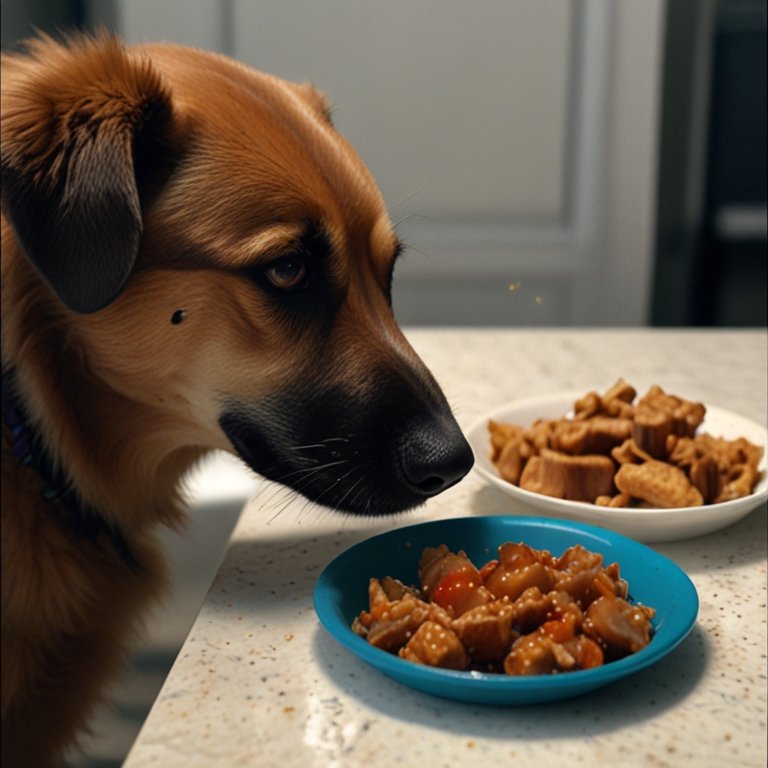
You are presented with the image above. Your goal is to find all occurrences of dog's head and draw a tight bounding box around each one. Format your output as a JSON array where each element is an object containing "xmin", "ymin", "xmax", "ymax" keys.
[{"xmin": 1, "ymin": 33, "xmax": 473, "ymax": 515}]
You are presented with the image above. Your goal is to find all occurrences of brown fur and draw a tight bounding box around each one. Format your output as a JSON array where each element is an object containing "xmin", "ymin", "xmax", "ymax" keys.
[{"xmin": 1, "ymin": 33, "xmax": 471, "ymax": 766}]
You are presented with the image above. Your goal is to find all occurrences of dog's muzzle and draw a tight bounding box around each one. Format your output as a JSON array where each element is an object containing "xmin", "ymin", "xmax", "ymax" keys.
[{"xmin": 219, "ymin": 377, "xmax": 474, "ymax": 515}]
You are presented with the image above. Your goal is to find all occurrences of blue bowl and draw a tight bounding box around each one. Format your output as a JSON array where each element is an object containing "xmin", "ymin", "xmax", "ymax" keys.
[{"xmin": 314, "ymin": 515, "xmax": 699, "ymax": 705}]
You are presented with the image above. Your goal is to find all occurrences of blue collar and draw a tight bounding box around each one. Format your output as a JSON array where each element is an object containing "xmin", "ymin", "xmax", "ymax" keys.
[{"xmin": 2, "ymin": 369, "xmax": 140, "ymax": 571}]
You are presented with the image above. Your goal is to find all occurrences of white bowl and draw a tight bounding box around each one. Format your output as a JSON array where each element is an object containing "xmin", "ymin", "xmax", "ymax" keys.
[{"xmin": 466, "ymin": 393, "xmax": 767, "ymax": 543}]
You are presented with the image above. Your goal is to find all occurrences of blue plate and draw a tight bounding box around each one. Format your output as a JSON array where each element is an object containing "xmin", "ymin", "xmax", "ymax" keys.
[{"xmin": 313, "ymin": 515, "xmax": 699, "ymax": 705}]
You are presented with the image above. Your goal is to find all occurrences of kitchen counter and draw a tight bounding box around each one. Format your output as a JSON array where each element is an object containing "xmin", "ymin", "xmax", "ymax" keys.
[{"xmin": 124, "ymin": 329, "xmax": 767, "ymax": 768}]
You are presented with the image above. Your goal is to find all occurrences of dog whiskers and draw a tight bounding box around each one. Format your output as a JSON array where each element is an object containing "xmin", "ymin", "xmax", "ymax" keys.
[
  {"xmin": 337, "ymin": 477, "xmax": 367, "ymax": 512},
  {"xmin": 278, "ymin": 458, "xmax": 350, "ymax": 484},
  {"xmin": 264, "ymin": 483, "xmax": 300, "ymax": 524},
  {"xmin": 308, "ymin": 466, "xmax": 360, "ymax": 509},
  {"xmin": 286, "ymin": 437, "xmax": 350, "ymax": 452},
  {"xmin": 262, "ymin": 453, "xmax": 359, "ymax": 524},
  {"xmin": 260, "ymin": 446, "xmax": 336, "ymax": 478},
  {"xmin": 258, "ymin": 480, "xmax": 289, "ymax": 513}
]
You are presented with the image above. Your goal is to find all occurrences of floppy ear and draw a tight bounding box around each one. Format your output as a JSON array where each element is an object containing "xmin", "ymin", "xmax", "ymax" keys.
[{"xmin": 1, "ymin": 33, "xmax": 173, "ymax": 313}]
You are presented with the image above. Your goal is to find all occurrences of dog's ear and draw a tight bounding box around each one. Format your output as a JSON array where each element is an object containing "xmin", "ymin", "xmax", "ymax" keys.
[{"xmin": 1, "ymin": 33, "xmax": 174, "ymax": 313}]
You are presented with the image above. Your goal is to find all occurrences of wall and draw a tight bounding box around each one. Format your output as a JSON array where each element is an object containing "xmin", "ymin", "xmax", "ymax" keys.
[{"xmin": 114, "ymin": 0, "xmax": 665, "ymax": 327}]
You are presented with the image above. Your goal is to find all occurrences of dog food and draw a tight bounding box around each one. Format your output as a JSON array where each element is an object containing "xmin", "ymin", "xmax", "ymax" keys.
[
  {"xmin": 352, "ymin": 541, "xmax": 655, "ymax": 675},
  {"xmin": 488, "ymin": 380, "xmax": 764, "ymax": 507}
]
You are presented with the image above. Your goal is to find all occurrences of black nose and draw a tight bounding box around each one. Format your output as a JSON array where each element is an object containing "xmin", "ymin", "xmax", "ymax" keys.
[{"xmin": 398, "ymin": 419, "xmax": 475, "ymax": 497}]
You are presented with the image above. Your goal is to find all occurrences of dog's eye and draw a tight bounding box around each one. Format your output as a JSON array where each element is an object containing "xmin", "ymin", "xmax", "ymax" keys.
[{"xmin": 264, "ymin": 258, "xmax": 308, "ymax": 291}]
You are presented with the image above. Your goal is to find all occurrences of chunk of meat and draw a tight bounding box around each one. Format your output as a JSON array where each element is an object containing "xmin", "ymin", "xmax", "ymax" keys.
[
  {"xmin": 504, "ymin": 606, "xmax": 606, "ymax": 675},
  {"xmin": 511, "ymin": 588, "xmax": 581, "ymax": 633},
  {"xmin": 552, "ymin": 544, "xmax": 606, "ymax": 608},
  {"xmin": 431, "ymin": 569, "xmax": 494, "ymax": 617},
  {"xmin": 379, "ymin": 575, "xmax": 420, "ymax": 602},
  {"xmin": 363, "ymin": 594, "xmax": 432, "ymax": 653},
  {"xmin": 593, "ymin": 561, "xmax": 629, "ymax": 600},
  {"xmin": 562, "ymin": 635, "xmax": 604, "ymax": 670},
  {"xmin": 451, "ymin": 600, "xmax": 517, "ymax": 661},
  {"xmin": 504, "ymin": 630, "xmax": 577, "ymax": 675},
  {"xmin": 399, "ymin": 621, "xmax": 469, "ymax": 670},
  {"xmin": 419, "ymin": 545, "xmax": 479, "ymax": 597},
  {"xmin": 418, "ymin": 545, "xmax": 494, "ymax": 617},
  {"xmin": 510, "ymin": 587, "xmax": 552, "ymax": 633},
  {"xmin": 583, "ymin": 595, "xmax": 655, "ymax": 656},
  {"xmin": 483, "ymin": 541, "xmax": 555, "ymax": 601}
]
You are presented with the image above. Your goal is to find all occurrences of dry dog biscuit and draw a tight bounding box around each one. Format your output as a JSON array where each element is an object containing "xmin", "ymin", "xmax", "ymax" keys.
[
  {"xmin": 574, "ymin": 378, "xmax": 636, "ymax": 420},
  {"xmin": 520, "ymin": 449, "xmax": 616, "ymax": 502},
  {"xmin": 633, "ymin": 386, "xmax": 705, "ymax": 458},
  {"xmin": 489, "ymin": 421, "xmax": 532, "ymax": 484},
  {"xmin": 611, "ymin": 438, "xmax": 655, "ymax": 465},
  {"xmin": 614, "ymin": 461, "xmax": 704, "ymax": 508},
  {"xmin": 551, "ymin": 416, "xmax": 633, "ymax": 456}
]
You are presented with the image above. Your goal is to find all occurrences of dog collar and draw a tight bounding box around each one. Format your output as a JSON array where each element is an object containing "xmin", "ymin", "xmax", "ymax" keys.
[{"xmin": 2, "ymin": 368, "xmax": 140, "ymax": 571}]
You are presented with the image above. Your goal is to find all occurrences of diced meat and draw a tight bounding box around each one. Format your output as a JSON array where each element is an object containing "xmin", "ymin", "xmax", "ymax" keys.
[
  {"xmin": 451, "ymin": 600, "xmax": 517, "ymax": 661},
  {"xmin": 399, "ymin": 621, "xmax": 469, "ymax": 670},
  {"xmin": 583, "ymin": 595, "xmax": 655, "ymax": 656}
]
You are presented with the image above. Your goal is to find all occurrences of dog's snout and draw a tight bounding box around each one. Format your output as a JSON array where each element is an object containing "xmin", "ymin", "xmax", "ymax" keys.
[{"xmin": 398, "ymin": 420, "xmax": 474, "ymax": 497}]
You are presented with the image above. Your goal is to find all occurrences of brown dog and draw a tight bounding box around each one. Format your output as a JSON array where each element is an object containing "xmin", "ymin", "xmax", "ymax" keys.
[{"xmin": 1, "ymin": 33, "xmax": 473, "ymax": 766}]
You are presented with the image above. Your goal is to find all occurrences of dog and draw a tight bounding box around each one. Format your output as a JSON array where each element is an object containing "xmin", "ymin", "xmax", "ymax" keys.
[{"xmin": 0, "ymin": 32, "xmax": 473, "ymax": 766}]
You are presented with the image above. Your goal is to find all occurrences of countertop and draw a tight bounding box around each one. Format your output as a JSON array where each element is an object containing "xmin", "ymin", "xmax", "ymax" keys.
[{"xmin": 124, "ymin": 328, "xmax": 767, "ymax": 768}]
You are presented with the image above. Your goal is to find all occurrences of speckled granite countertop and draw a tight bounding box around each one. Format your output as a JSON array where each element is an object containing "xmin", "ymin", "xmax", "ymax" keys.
[{"xmin": 125, "ymin": 329, "xmax": 767, "ymax": 768}]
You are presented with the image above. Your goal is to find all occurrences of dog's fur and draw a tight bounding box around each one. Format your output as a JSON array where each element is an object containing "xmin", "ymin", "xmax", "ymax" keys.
[{"xmin": 1, "ymin": 33, "xmax": 472, "ymax": 766}]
